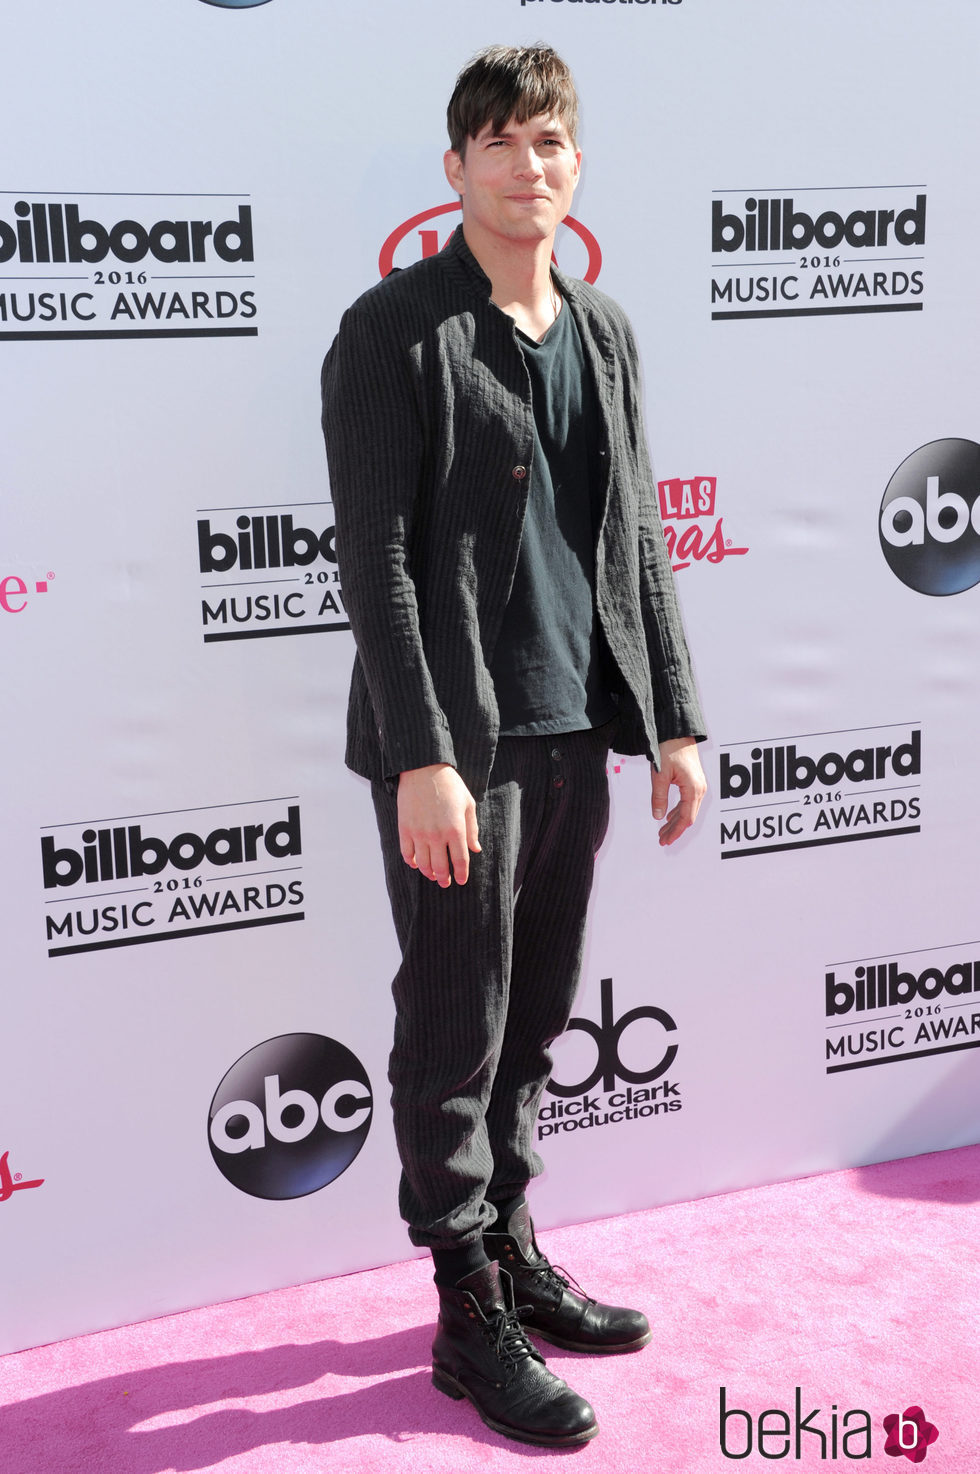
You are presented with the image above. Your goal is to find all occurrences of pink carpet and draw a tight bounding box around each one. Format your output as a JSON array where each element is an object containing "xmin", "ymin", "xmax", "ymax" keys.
[{"xmin": 3, "ymin": 1146, "xmax": 977, "ymax": 1473}]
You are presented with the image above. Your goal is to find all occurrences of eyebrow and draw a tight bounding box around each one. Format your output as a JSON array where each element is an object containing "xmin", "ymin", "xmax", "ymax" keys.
[{"xmin": 479, "ymin": 121, "xmax": 566, "ymax": 142}]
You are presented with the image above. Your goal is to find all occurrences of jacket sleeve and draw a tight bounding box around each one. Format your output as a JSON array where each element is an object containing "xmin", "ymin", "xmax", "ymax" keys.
[
  {"xmin": 621, "ymin": 316, "xmax": 707, "ymax": 748},
  {"xmin": 321, "ymin": 299, "xmax": 458, "ymax": 778}
]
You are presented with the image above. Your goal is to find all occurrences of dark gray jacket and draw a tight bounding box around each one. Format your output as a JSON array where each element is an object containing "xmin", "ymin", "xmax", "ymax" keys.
[{"xmin": 321, "ymin": 227, "xmax": 704, "ymax": 801}]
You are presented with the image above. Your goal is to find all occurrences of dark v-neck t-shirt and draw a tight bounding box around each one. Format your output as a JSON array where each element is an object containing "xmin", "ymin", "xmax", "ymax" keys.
[{"xmin": 490, "ymin": 302, "xmax": 615, "ymax": 737}]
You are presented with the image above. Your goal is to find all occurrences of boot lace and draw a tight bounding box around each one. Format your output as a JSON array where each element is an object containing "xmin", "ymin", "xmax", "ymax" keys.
[
  {"xmin": 528, "ymin": 1259, "xmax": 595, "ymax": 1307},
  {"xmin": 486, "ymin": 1302, "xmax": 538, "ymax": 1368}
]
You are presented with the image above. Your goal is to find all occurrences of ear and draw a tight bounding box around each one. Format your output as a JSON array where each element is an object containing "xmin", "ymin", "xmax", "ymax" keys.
[
  {"xmin": 444, "ymin": 149, "xmax": 465, "ymax": 196},
  {"xmin": 571, "ymin": 149, "xmax": 582, "ymax": 190}
]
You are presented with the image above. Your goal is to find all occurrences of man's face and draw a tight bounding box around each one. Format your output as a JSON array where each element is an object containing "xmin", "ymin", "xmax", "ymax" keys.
[{"xmin": 443, "ymin": 113, "xmax": 581, "ymax": 249}]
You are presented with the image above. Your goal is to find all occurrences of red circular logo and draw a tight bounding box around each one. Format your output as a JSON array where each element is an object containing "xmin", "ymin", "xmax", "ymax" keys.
[{"xmin": 379, "ymin": 203, "xmax": 602, "ymax": 284}]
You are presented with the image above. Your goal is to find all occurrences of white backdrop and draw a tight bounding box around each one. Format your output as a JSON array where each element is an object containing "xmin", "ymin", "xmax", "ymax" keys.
[{"xmin": 3, "ymin": 0, "xmax": 980, "ymax": 1356}]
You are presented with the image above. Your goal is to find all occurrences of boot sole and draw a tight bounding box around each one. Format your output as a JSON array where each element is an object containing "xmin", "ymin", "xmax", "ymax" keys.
[
  {"xmin": 529, "ymin": 1325, "xmax": 653, "ymax": 1355},
  {"xmin": 431, "ymin": 1364, "xmax": 600, "ymax": 1447}
]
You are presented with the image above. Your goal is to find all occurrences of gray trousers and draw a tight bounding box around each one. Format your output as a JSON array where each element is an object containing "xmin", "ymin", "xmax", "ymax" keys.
[{"xmin": 371, "ymin": 723, "xmax": 613, "ymax": 1250}]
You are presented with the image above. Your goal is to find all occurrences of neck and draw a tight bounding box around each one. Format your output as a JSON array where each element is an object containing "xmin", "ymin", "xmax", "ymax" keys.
[{"xmin": 462, "ymin": 224, "xmax": 559, "ymax": 338}]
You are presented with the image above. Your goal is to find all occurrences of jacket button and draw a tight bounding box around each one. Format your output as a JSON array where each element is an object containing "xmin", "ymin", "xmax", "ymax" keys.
[{"xmin": 512, "ymin": 465, "xmax": 527, "ymax": 480}]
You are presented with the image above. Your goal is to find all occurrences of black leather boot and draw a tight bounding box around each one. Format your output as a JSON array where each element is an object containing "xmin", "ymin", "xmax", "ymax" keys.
[
  {"xmin": 431, "ymin": 1261, "xmax": 599, "ymax": 1446},
  {"xmin": 484, "ymin": 1203, "xmax": 652, "ymax": 1354}
]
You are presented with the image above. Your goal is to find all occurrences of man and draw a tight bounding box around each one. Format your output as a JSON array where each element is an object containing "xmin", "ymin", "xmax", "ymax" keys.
[{"xmin": 321, "ymin": 44, "xmax": 706, "ymax": 1447}]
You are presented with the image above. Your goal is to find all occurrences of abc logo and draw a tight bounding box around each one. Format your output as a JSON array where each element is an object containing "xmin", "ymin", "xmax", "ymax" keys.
[
  {"xmin": 208, "ymin": 1033, "xmax": 372, "ymax": 1200},
  {"xmin": 879, "ymin": 438, "xmax": 980, "ymax": 595}
]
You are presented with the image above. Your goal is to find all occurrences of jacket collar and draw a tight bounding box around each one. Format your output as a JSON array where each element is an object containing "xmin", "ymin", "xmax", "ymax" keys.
[{"xmin": 442, "ymin": 223, "xmax": 583, "ymax": 306}]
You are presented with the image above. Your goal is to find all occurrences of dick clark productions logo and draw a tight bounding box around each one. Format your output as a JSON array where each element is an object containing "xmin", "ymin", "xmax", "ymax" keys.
[{"xmin": 208, "ymin": 1033, "xmax": 372, "ymax": 1200}]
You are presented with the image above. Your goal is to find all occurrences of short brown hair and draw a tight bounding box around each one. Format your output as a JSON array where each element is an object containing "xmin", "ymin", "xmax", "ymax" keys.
[{"xmin": 446, "ymin": 44, "xmax": 579, "ymax": 156}]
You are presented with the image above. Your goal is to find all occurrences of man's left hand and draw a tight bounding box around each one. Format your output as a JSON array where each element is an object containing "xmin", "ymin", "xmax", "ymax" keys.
[{"xmin": 650, "ymin": 737, "xmax": 707, "ymax": 847}]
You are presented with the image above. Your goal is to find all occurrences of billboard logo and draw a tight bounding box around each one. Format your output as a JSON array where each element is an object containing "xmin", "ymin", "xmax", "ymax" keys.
[
  {"xmin": 879, "ymin": 438, "xmax": 980, "ymax": 595},
  {"xmin": 209, "ymin": 1034, "xmax": 373, "ymax": 1199},
  {"xmin": 825, "ymin": 940, "xmax": 980, "ymax": 1075},
  {"xmin": 198, "ymin": 501, "xmax": 349, "ymax": 641},
  {"xmin": 719, "ymin": 724, "xmax": 922, "ymax": 859},
  {"xmin": 0, "ymin": 194, "xmax": 257, "ymax": 341},
  {"xmin": 41, "ymin": 797, "xmax": 305, "ymax": 956},
  {"xmin": 711, "ymin": 185, "xmax": 927, "ymax": 322},
  {"xmin": 712, "ymin": 195, "xmax": 925, "ymax": 254},
  {"xmin": 0, "ymin": 203, "xmax": 253, "ymax": 267}
]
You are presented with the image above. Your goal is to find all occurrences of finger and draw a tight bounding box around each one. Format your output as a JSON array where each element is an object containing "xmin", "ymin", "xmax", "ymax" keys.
[
  {"xmin": 687, "ymin": 782, "xmax": 705, "ymax": 826},
  {"xmin": 651, "ymin": 771, "xmax": 671, "ymax": 821},
  {"xmin": 466, "ymin": 807, "xmax": 481, "ymax": 855},
  {"xmin": 658, "ymin": 798, "xmax": 694, "ymax": 846},
  {"xmin": 448, "ymin": 829, "xmax": 470, "ymax": 886},
  {"xmin": 415, "ymin": 843, "xmax": 453, "ymax": 884},
  {"xmin": 409, "ymin": 838, "xmax": 436, "ymax": 883},
  {"xmin": 421, "ymin": 840, "xmax": 452, "ymax": 887},
  {"xmin": 398, "ymin": 825, "xmax": 418, "ymax": 868}
]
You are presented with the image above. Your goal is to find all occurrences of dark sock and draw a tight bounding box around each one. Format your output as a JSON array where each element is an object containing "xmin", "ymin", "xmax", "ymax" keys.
[
  {"xmin": 431, "ymin": 1241, "xmax": 492, "ymax": 1289},
  {"xmin": 487, "ymin": 1191, "xmax": 527, "ymax": 1228}
]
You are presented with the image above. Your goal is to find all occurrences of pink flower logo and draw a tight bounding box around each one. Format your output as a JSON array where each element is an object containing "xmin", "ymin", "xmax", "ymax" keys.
[{"xmin": 883, "ymin": 1406, "xmax": 939, "ymax": 1462}]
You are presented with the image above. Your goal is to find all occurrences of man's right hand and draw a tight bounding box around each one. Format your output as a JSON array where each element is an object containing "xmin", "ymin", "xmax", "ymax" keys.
[{"xmin": 397, "ymin": 764, "xmax": 481, "ymax": 887}]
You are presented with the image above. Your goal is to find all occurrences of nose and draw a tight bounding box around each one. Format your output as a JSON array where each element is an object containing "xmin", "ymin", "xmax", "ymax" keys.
[{"xmin": 513, "ymin": 146, "xmax": 545, "ymax": 179}]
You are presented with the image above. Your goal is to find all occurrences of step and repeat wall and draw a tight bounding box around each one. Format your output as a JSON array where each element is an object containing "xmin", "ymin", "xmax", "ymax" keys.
[{"xmin": 3, "ymin": 0, "xmax": 979, "ymax": 1355}]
